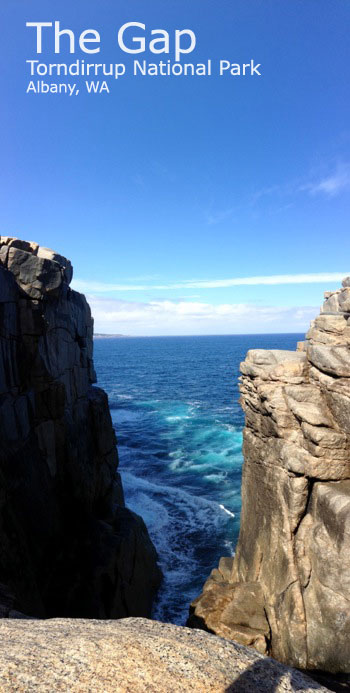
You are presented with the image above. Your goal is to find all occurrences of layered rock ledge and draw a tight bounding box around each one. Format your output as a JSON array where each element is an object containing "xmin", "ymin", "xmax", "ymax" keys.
[
  {"xmin": 0, "ymin": 236, "xmax": 161, "ymax": 619},
  {"xmin": 0, "ymin": 617, "xmax": 330, "ymax": 692},
  {"xmin": 189, "ymin": 279, "xmax": 350, "ymax": 675}
]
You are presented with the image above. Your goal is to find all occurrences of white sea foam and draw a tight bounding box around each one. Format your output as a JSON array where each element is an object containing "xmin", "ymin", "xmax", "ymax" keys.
[
  {"xmin": 122, "ymin": 470, "xmax": 233, "ymax": 526},
  {"xmin": 120, "ymin": 468, "xmax": 235, "ymax": 623},
  {"xmin": 224, "ymin": 541, "xmax": 235, "ymax": 555},
  {"xmin": 219, "ymin": 504, "xmax": 235, "ymax": 518},
  {"xmin": 204, "ymin": 472, "xmax": 228, "ymax": 483}
]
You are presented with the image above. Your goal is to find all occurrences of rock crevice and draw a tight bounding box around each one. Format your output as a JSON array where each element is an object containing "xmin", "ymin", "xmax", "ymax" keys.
[{"xmin": 189, "ymin": 278, "xmax": 350, "ymax": 674}]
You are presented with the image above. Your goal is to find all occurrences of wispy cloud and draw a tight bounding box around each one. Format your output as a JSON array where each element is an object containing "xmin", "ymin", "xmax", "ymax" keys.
[
  {"xmin": 251, "ymin": 162, "xmax": 350, "ymax": 206},
  {"xmin": 300, "ymin": 164, "xmax": 350, "ymax": 197},
  {"xmin": 72, "ymin": 272, "xmax": 348, "ymax": 294},
  {"xmin": 206, "ymin": 208, "xmax": 235, "ymax": 225},
  {"xmin": 88, "ymin": 295, "xmax": 319, "ymax": 336},
  {"xmin": 250, "ymin": 184, "xmax": 285, "ymax": 204}
]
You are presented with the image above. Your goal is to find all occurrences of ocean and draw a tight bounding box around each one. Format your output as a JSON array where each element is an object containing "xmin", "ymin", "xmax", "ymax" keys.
[{"xmin": 94, "ymin": 333, "xmax": 303, "ymax": 625}]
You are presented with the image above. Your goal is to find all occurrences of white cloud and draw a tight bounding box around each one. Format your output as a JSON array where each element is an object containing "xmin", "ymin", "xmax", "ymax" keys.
[
  {"xmin": 301, "ymin": 165, "xmax": 350, "ymax": 197},
  {"xmin": 72, "ymin": 272, "xmax": 349, "ymax": 294},
  {"xmin": 88, "ymin": 295, "xmax": 319, "ymax": 336},
  {"xmin": 251, "ymin": 163, "xmax": 350, "ymax": 206}
]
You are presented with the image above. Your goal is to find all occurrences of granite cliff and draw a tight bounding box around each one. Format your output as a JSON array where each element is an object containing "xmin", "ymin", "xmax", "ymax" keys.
[
  {"xmin": 0, "ymin": 236, "xmax": 161, "ymax": 619},
  {"xmin": 189, "ymin": 279, "xmax": 350, "ymax": 675}
]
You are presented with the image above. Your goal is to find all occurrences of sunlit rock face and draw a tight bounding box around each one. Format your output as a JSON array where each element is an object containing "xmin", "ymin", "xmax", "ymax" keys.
[
  {"xmin": 189, "ymin": 278, "xmax": 350, "ymax": 674},
  {"xmin": 0, "ymin": 618, "xmax": 330, "ymax": 692},
  {"xmin": 0, "ymin": 236, "xmax": 161, "ymax": 619}
]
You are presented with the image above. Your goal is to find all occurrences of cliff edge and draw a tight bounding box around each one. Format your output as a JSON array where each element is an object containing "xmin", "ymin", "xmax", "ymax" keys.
[
  {"xmin": 0, "ymin": 236, "xmax": 161, "ymax": 619},
  {"xmin": 189, "ymin": 278, "xmax": 350, "ymax": 674}
]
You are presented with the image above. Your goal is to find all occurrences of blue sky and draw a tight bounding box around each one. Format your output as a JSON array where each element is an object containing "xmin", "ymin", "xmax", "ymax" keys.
[{"xmin": 1, "ymin": 0, "xmax": 350, "ymax": 334}]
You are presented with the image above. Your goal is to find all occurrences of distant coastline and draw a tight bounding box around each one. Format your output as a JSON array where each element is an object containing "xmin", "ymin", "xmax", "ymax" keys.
[{"xmin": 94, "ymin": 333, "xmax": 126, "ymax": 339}]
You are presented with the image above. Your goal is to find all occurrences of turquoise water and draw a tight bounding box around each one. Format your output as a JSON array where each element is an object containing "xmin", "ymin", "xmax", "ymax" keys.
[{"xmin": 94, "ymin": 334, "xmax": 303, "ymax": 624}]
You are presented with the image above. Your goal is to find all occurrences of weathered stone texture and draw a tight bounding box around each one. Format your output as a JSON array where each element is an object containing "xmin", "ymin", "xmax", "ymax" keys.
[
  {"xmin": 0, "ymin": 618, "xmax": 330, "ymax": 692},
  {"xmin": 189, "ymin": 279, "xmax": 350, "ymax": 674},
  {"xmin": 0, "ymin": 236, "xmax": 161, "ymax": 620}
]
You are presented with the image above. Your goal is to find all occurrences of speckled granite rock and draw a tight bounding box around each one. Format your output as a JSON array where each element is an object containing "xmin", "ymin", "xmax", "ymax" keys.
[
  {"xmin": 0, "ymin": 236, "xmax": 161, "ymax": 619},
  {"xmin": 189, "ymin": 279, "xmax": 350, "ymax": 674},
  {"xmin": 0, "ymin": 617, "xmax": 330, "ymax": 692}
]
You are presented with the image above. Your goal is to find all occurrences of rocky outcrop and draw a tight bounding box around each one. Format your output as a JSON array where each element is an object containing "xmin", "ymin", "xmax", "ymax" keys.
[
  {"xmin": 0, "ymin": 617, "xmax": 330, "ymax": 692},
  {"xmin": 189, "ymin": 279, "xmax": 350, "ymax": 674},
  {"xmin": 0, "ymin": 236, "xmax": 161, "ymax": 619}
]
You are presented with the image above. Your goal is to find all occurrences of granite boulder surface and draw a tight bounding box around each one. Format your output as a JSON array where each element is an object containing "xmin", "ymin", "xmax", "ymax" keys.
[{"xmin": 0, "ymin": 617, "xmax": 331, "ymax": 692}]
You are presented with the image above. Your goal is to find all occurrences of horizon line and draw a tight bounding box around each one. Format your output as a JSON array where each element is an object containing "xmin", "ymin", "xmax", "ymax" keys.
[{"xmin": 94, "ymin": 331, "xmax": 306, "ymax": 338}]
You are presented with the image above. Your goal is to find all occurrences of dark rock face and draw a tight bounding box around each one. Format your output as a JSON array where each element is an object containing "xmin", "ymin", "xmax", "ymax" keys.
[
  {"xmin": 189, "ymin": 279, "xmax": 350, "ymax": 674},
  {"xmin": 0, "ymin": 236, "xmax": 161, "ymax": 619}
]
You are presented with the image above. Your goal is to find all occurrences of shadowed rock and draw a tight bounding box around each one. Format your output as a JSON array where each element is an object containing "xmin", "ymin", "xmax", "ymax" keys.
[{"xmin": 0, "ymin": 236, "xmax": 161, "ymax": 619}]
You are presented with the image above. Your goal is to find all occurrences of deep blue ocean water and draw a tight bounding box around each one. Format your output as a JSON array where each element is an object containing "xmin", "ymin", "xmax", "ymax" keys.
[{"xmin": 94, "ymin": 333, "xmax": 303, "ymax": 624}]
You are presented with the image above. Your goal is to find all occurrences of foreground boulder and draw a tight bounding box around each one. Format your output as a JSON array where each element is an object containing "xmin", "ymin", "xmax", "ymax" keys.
[
  {"xmin": 189, "ymin": 279, "xmax": 350, "ymax": 674},
  {"xmin": 0, "ymin": 617, "xmax": 330, "ymax": 692},
  {"xmin": 0, "ymin": 236, "xmax": 161, "ymax": 619}
]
